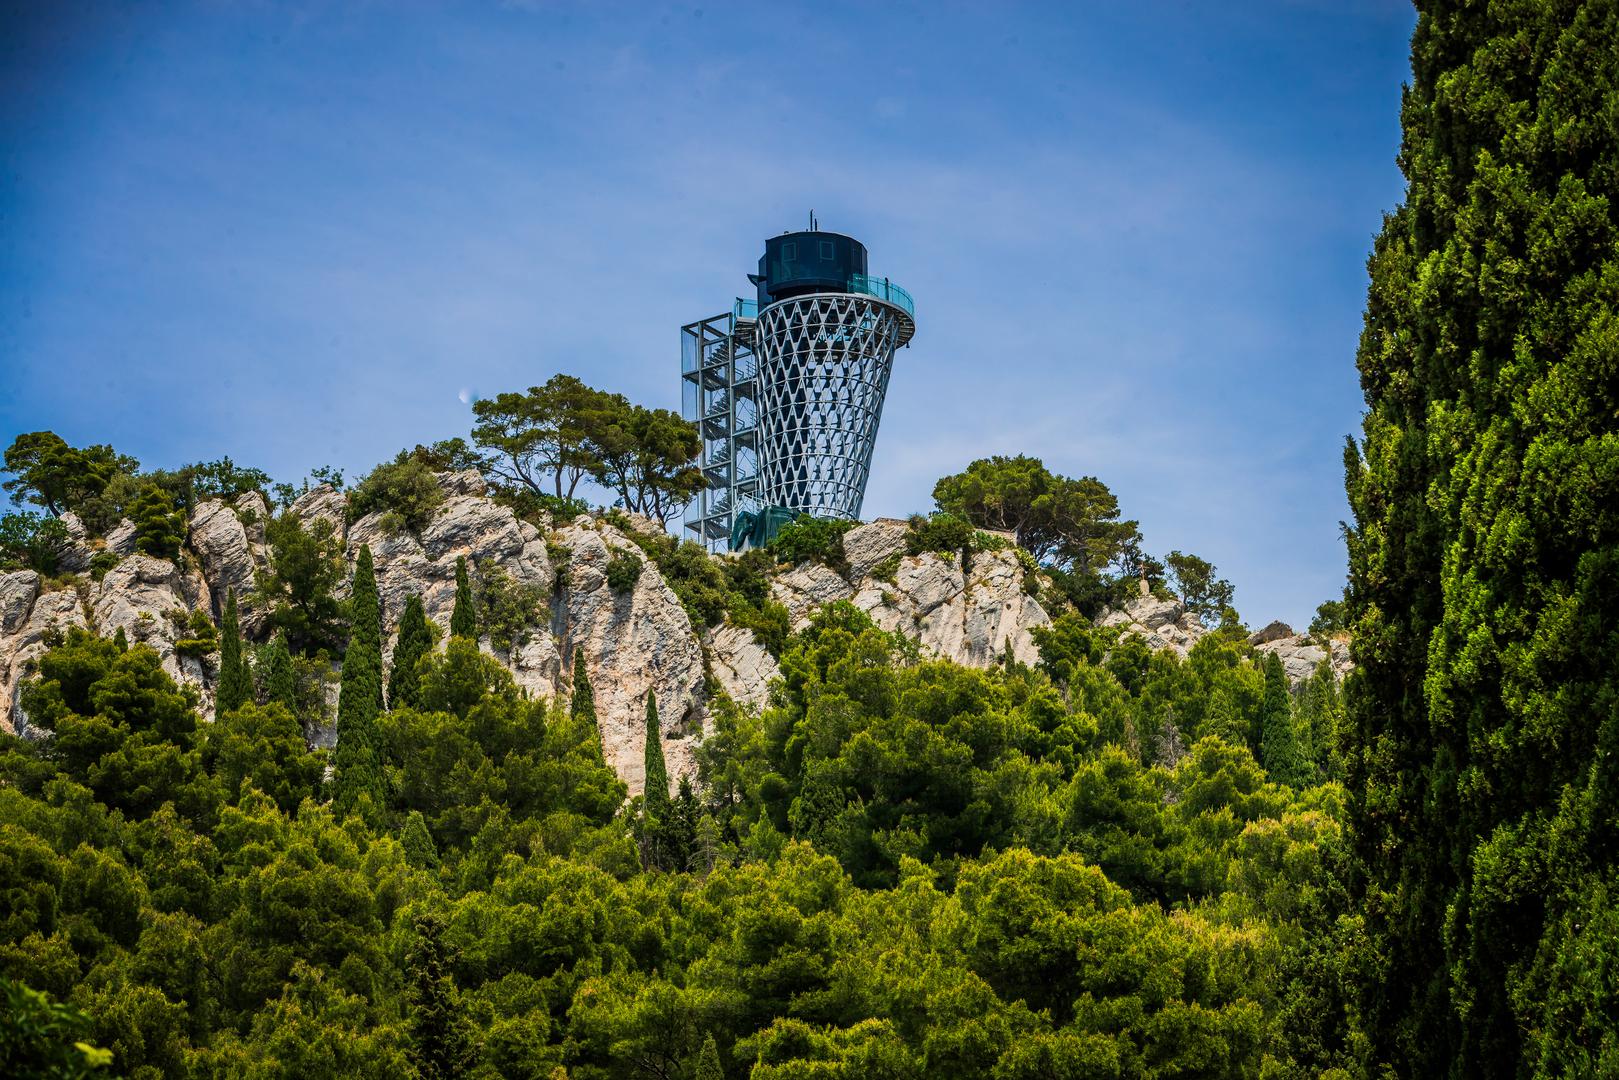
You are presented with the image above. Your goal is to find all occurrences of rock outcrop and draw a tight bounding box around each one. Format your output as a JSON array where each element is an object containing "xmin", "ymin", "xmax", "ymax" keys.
[{"xmin": 0, "ymin": 471, "xmax": 1352, "ymax": 787}]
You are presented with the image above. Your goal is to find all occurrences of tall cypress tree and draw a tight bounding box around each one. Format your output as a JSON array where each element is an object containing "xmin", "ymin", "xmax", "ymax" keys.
[
  {"xmin": 260, "ymin": 632, "xmax": 297, "ymax": 712},
  {"xmin": 406, "ymin": 911, "xmax": 475, "ymax": 1080},
  {"xmin": 214, "ymin": 590, "xmax": 252, "ymax": 720},
  {"xmin": 449, "ymin": 556, "xmax": 477, "ymax": 640},
  {"xmin": 334, "ymin": 545, "xmax": 385, "ymax": 816},
  {"xmin": 1259, "ymin": 652, "xmax": 1304, "ymax": 787},
  {"xmin": 388, "ymin": 594, "xmax": 432, "ymax": 710},
  {"xmin": 694, "ymin": 1034, "xmax": 723, "ymax": 1080},
  {"xmin": 643, "ymin": 689, "xmax": 669, "ymax": 811},
  {"xmin": 1343, "ymin": 4, "xmax": 1619, "ymax": 1074},
  {"xmin": 570, "ymin": 651, "xmax": 599, "ymax": 745}
]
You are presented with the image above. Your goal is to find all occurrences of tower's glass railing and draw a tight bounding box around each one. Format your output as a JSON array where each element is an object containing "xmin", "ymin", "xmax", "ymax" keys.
[
  {"xmin": 848, "ymin": 274, "xmax": 914, "ymax": 318},
  {"xmin": 733, "ymin": 298, "xmax": 758, "ymax": 323}
]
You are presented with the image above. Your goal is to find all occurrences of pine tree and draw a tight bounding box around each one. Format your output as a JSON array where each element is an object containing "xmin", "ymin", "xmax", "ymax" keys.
[
  {"xmin": 1343, "ymin": 5, "xmax": 1619, "ymax": 1073},
  {"xmin": 694, "ymin": 1033, "xmax": 723, "ymax": 1080},
  {"xmin": 449, "ymin": 556, "xmax": 477, "ymax": 640},
  {"xmin": 388, "ymin": 594, "xmax": 432, "ymax": 710},
  {"xmin": 1259, "ymin": 653, "xmax": 1303, "ymax": 787},
  {"xmin": 128, "ymin": 483, "xmax": 185, "ymax": 560},
  {"xmin": 260, "ymin": 632, "xmax": 297, "ymax": 712},
  {"xmin": 333, "ymin": 545, "xmax": 385, "ymax": 816},
  {"xmin": 406, "ymin": 911, "xmax": 475, "ymax": 1080},
  {"xmin": 215, "ymin": 590, "xmax": 252, "ymax": 720}
]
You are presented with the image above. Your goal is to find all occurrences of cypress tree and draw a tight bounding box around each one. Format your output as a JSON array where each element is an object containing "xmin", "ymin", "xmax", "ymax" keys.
[
  {"xmin": 112, "ymin": 626, "xmax": 128, "ymax": 652},
  {"xmin": 1343, "ymin": 5, "xmax": 1619, "ymax": 1073},
  {"xmin": 401, "ymin": 810, "xmax": 440, "ymax": 871},
  {"xmin": 388, "ymin": 594, "xmax": 432, "ymax": 710},
  {"xmin": 643, "ymin": 689, "xmax": 669, "ymax": 812},
  {"xmin": 694, "ymin": 1034, "xmax": 723, "ymax": 1080},
  {"xmin": 215, "ymin": 590, "xmax": 252, "ymax": 720},
  {"xmin": 406, "ymin": 911, "xmax": 475, "ymax": 1080},
  {"xmin": 260, "ymin": 632, "xmax": 297, "ymax": 712},
  {"xmin": 333, "ymin": 545, "xmax": 385, "ymax": 816},
  {"xmin": 570, "ymin": 651, "xmax": 599, "ymax": 744},
  {"xmin": 449, "ymin": 556, "xmax": 477, "ymax": 640},
  {"xmin": 1259, "ymin": 652, "xmax": 1303, "ymax": 787}
]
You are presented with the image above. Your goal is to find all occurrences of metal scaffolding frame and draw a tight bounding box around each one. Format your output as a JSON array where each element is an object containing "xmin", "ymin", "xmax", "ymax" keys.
[
  {"xmin": 682, "ymin": 275, "xmax": 915, "ymax": 551},
  {"xmin": 680, "ymin": 309, "xmax": 758, "ymax": 547}
]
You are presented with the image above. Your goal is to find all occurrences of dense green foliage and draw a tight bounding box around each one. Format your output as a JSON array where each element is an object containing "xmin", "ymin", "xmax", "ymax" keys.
[
  {"xmin": 128, "ymin": 486, "xmax": 186, "ymax": 562},
  {"xmin": 256, "ymin": 514, "xmax": 346, "ymax": 657},
  {"xmin": 213, "ymin": 592, "xmax": 252, "ymax": 721},
  {"xmin": 348, "ymin": 452, "xmax": 446, "ymax": 534},
  {"xmin": 0, "ymin": 512, "xmax": 69, "ymax": 575},
  {"xmin": 764, "ymin": 516, "xmax": 854, "ymax": 573},
  {"xmin": 0, "ymin": 571, "xmax": 1356, "ymax": 1078},
  {"xmin": 1340, "ymin": 2, "xmax": 1619, "ymax": 1075}
]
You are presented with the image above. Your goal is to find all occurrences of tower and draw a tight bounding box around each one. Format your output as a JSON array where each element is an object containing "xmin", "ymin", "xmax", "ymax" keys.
[{"xmin": 681, "ymin": 224, "xmax": 915, "ymax": 550}]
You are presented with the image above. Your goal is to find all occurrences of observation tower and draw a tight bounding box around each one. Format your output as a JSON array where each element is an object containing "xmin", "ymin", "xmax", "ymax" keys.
[{"xmin": 681, "ymin": 220, "xmax": 915, "ymax": 550}]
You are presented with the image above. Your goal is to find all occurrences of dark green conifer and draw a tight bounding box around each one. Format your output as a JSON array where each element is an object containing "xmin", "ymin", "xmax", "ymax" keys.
[
  {"xmin": 260, "ymin": 632, "xmax": 296, "ymax": 711},
  {"xmin": 333, "ymin": 545, "xmax": 384, "ymax": 816},
  {"xmin": 642, "ymin": 689, "xmax": 669, "ymax": 813},
  {"xmin": 128, "ymin": 483, "xmax": 185, "ymax": 560},
  {"xmin": 694, "ymin": 1033, "xmax": 723, "ymax": 1080},
  {"xmin": 570, "ymin": 650, "xmax": 599, "ymax": 745},
  {"xmin": 1259, "ymin": 653, "xmax": 1303, "ymax": 787},
  {"xmin": 449, "ymin": 556, "xmax": 477, "ymax": 640},
  {"xmin": 112, "ymin": 626, "xmax": 128, "ymax": 652},
  {"xmin": 401, "ymin": 809, "xmax": 440, "ymax": 871},
  {"xmin": 388, "ymin": 594, "xmax": 432, "ymax": 710},
  {"xmin": 406, "ymin": 910, "xmax": 475, "ymax": 1080},
  {"xmin": 1342, "ymin": 5, "xmax": 1619, "ymax": 1071},
  {"xmin": 215, "ymin": 590, "xmax": 252, "ymax": 720}
]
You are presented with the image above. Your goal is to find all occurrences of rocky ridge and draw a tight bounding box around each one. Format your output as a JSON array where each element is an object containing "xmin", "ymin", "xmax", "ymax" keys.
[{"xmin": 0, "ymin": 480, "xmax": 1350, "ymax": 792}]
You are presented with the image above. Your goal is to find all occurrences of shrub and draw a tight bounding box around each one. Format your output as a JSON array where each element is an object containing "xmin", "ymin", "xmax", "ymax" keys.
[
  {"xmin": 88, "ymin": 551, "xmax": 120, "ymax": 581},
  {"xmin": 605, "ymin": 549, "xmax": 642, "ymax": 595},
  {"xmin": 869, "ymin": 553, "xmax": 902, "ymax": 584},
  {"xmin": 492, "ymin": 486, "xmax": 590, "ymax": 527},
  {"xmin": 0, "ymin": 512, "xmax": 68, "ymax": 575},
  {"xmin": 347, "ymin": 453, "xmax": 444, "ymax": 533},
  {"xmin": 767, "ymin": 516, "xmax": 854, "ymax": 573},
  {"xmin": 476, "ymin": 559, "xmax": 547, "ymax": 651},
  {"xmin": 905, "ymin": 512, "xmax": 978, "ymax": 559},
  {"xmin": 128, "ymin": 484, "xmax": 186, "ymax": 560},
  {"xmin": 173, "ymin": 609, "xmax": 218, "ymax": 658}
]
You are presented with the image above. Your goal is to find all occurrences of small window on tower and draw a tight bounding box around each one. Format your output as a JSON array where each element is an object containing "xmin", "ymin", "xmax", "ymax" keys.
[
  {"xmin": 782, "ymin": 242, "xmax": 797, "ymax": 261},
  {"xmin": 819, "ymin": 240, "xmax": 834, "ymax": 260}
]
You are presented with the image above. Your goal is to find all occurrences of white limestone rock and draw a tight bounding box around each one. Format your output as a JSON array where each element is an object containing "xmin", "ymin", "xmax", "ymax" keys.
[
  {"xmin": 92, "ymin": 554, "xmax": 214, "ymax": 710},
  {"xmin": 0, "ymin": 577, "xmax": 89, "ymax": 735},
  {"xmin": 290, "ymin": 484, "xmax": 348, "ymax": 544},
  {"xmin": 851, "ymin": 548, "xmax": 1049, "ymax": 667},
  {"xmin": 841, "ymin": 518, "xmax": 909, "ymax": 581},
  {"xmin": 770, "ymin": 561, "xmax": 855, "ymax": 623},
  {"xmin": 706, "ymin": 622, "xmax": 781, "ymax": 713},
  {"xmin": 188, "ymin": 493, "xmax": 271, "ymax": 634},
  {"xmin": 553, "ymin": 521, "xmax": 705, "ymax": 795}
]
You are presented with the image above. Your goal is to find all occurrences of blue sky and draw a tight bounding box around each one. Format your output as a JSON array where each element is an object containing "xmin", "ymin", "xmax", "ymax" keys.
[{"xmin": 1, "ymin": 1, "xmax": 1415, "ymax": 627}]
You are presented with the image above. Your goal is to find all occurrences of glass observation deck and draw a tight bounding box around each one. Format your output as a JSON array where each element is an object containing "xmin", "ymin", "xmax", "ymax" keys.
[{"xmin": 735, "ymin": 276, "xmax": 913, "ymax": 322}]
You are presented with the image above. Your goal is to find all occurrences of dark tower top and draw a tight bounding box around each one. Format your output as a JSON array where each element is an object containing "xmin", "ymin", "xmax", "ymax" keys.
[{"xmin": 753, "ymin": 230, "xmax": 869, "ymax": 307}]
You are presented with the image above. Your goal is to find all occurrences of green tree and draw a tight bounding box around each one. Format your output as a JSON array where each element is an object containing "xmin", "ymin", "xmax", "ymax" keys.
[
  {"xmin": 0, "ymin": 512, "xmax": 69, "ymax": 575},
  {"xmin": 1, "ymin": 432, "xmax": 132, "ymax": 520},
  {"xmin": 127, "ymin": 484, "xmax": 185, "ymax": 561},
  {"xmin": 1258, "ymin": 653, "xmax": 1304, "ymax": 787},
  {"xmin": 405, "ymin": 911, "xmax": 476, "ymax": 1080},
  {"xmin": 257, "ymin": 514, "xmax": 346, "ymax": 655},
  {"xmin": 695, "ymin": 1033, "xmax": 724, "ymax": 1080},
  {"xmin": 259, "ymin": 633, "xmax": 297, "ymax": 712},
  {"xmin": 332, "ymin": 546, "xmax": 384, "ymax": 817},
  {"xmin": 643, "ymin": 691, "xmax": 669, "ymax": 812},
  {"xmin": 388, "ymin": 595, "xmax": 432, "ymax": 710},
  {"xmin": 932, "ymin": 455, "xmax": 1139, "ymax": 574},
  {"xmin": 570, "ymin": 651, "xmax": 599, "ymax": 748},
  {"xmin": 1342, "ymin": 4, "xmax": 1619, "ymax": 1074},
  {"xmin": 591, "ymin": 402, "xmax": 703, "ymax": 527},
  {"xmin": 1164, "ymin": 550, "xmax": 1235, "ymax": 627},
  {"xmin": 470, "ymin": 374, "xmax": 614, "ymax": 499},
  {"xmin": 215, "ymin": 590, "xmax": 253, "ymax": 720},
  {"xmin": 450, "ymin": 557, "xmax": 477, "ymax": 641},
  {"xmin": 0, "ymin": 979, "xmax": 114, "ymax": 1077},
  {"xmin": 348, "ymin": 450, "xmax": 445, "ymax": 533}
]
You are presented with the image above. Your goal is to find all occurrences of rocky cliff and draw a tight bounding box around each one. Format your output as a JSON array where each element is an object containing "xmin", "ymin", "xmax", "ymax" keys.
[{"xmin": 0, "ymin": 478, "xmax": 1349, "ymax": 793}]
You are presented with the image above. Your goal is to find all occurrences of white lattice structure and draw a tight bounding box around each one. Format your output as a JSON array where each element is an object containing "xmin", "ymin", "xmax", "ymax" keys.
[
  {"xmin": 683, "ymin": 229, "xmax": 915, "ymax": 550},
  {"xmin": 753, "ymin": 293, "xmax": 912, "ymax": 520}
]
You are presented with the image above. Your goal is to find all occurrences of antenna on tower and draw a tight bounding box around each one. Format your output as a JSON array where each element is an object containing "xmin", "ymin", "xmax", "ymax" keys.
[{"xmin": 810, "ymin": 209, "xmax": 817, "ymax": 231}]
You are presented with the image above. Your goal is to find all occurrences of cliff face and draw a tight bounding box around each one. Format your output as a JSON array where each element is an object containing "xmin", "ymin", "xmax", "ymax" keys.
[{"xmin": 0, "ymin": 477, "xmax": 1348, "ymax": 793}]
